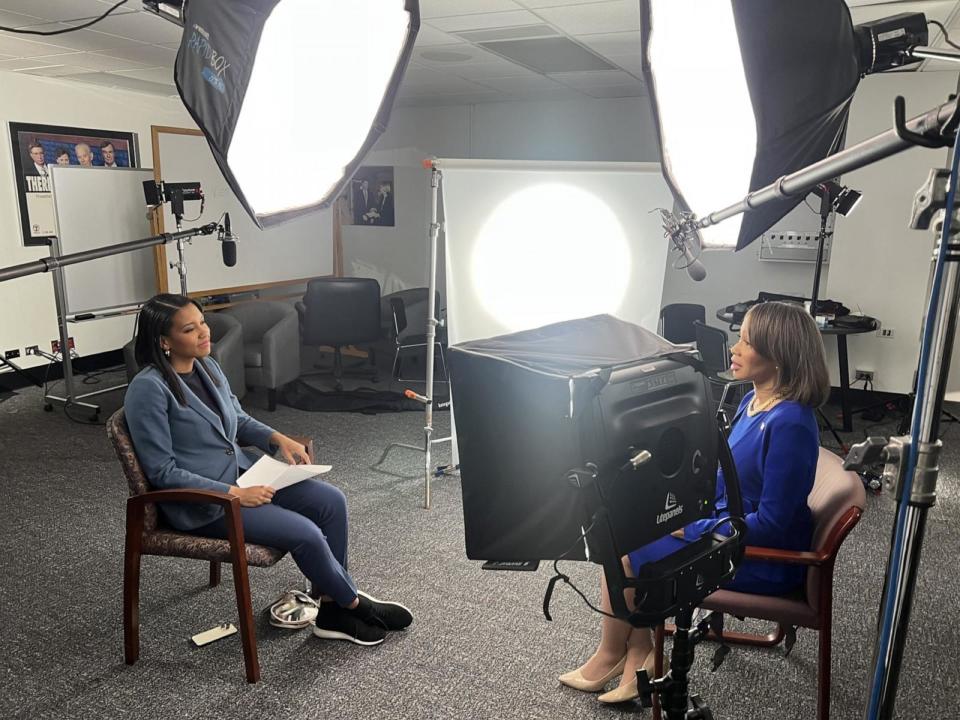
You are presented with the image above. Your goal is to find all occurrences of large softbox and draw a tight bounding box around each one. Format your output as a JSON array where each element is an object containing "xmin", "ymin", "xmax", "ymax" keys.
[
  {"xmin": 641, "ymin": 0, "xmax": 861, "ymax": 250},
  {"xmin": 449, "ymin": 315, "xmax": 717, "ymax": 563},
  {"xmin": 173, "ymin": 0, "xmax": 419, "ymax": 227}
]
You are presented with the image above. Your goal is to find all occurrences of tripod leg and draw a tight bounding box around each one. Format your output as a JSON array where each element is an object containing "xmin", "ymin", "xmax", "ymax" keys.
[{"xmin": 817, "ymin": 407, "xmax": 847, "ymax": 453}]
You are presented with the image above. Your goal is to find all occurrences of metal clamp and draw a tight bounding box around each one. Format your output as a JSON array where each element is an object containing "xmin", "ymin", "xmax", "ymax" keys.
[{"xmin": 910, "ymin": 439, "xmax": 941, "ymax": 507}]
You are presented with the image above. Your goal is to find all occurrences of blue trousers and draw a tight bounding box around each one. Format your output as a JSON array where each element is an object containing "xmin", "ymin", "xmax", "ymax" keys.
[{"xmin": 193, "ymin": 479, "xmax": 358, "ymax": 606}]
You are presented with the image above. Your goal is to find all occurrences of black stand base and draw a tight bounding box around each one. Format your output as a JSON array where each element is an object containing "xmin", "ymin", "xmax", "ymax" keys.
[{"xmin": 638, "ymin": 609, "xmax": 722, "ymax": 720}]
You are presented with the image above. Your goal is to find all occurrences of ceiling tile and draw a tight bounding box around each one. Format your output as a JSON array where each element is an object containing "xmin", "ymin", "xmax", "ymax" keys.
[
  {"xmin": 448, "ymin": 58, "xmax": 537, "ymax": 80},
  {"xmin": 518, "ymin": 0, "xmax": 612, "ymax": 6},
  {"xmin": 110, "ymin": 66, "xmax": 174, "ymax": 84},
  {"xmin": 429, "ymin": 10, "xmax": 542, "ymax": 32},
  {"xmin": 548, "ymin": 69, "xmax": 638, "ymax": 88},
  {"xmin": 88, "ymin": 9, "xmax": 185, "ymax": 44},
  {"xmin": 535, "ymin": 0, "xmax": 639, "ymax": 35},
  {"xmin": 0, "ymin": 10, "xmax": 45, "ymax": 26},
  {"xmin": 0, "ymin": 0, "xmax": 135, "ymax": 21},
  {"xmin": 420, "ymin": 0, "xmax": 524, "ymax": 18},
  {"xmin": 0, "ymin": 56, "xmax": 60, "ymax": 71},
  {"xmin": 398, "ymin": 91, "xmax": 507, "ymax": 107},
  {"xmin": 37, "ymin": 51, "xmax": 150, "ymax": 72},
  {"xmin": 576, "ymin": 31, "xmax": 641, "ymax": 58},
  {"xmin": 603, "ymin": 52, "xmax": 642, "ymax": 76},
  {"xmin": 415, "ymin": 43, "xmax": 501, "ymax": 66},
  {"xmin": 580, "ymin": 83, "xmax": 646, "ymax": 99},
  {"xmin": 65, "ymin": 71, "xmax": 177, "ymax": 96},
  {"xmin": 0, "ymin": 33, "xmax": 74, "ymax": 57},
  {"xmin": 98, "ymin": 43, "xmax": 177, "ymax": 66},
  {"xmin": 18, "ymin": 64, "xmax": 97, "ymax": 77},
  {"xmin": 9, "ymin": 22, "xmax": 144, "ymax": 53},
  {"xmin": 473, "ymin": 73, "xmax": 570, "ymax": 92},
  {"xmin": 415, "ymin": 24, "xmax": 468, "ymax": 46}
]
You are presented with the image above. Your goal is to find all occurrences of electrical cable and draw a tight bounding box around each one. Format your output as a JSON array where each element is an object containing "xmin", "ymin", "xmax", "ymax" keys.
[
  {"xmin": 866, "ymin": 126, "xmax": 960, "ymax": 719},
  {"xmin": 0, "ymin": 1, "xmax": 129, "ymax": 35},
  {"xmin": 927, "ymin": 19, "xmax": 960, "ymax": 52}
]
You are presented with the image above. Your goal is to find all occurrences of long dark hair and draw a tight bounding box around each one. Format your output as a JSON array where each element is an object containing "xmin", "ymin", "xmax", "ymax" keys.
[{"xmin": 134, "ymin": 293, "xmax": 218, "ymax": 406}]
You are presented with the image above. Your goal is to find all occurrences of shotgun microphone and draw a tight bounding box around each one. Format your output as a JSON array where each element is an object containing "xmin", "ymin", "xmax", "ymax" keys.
[{"xmin": 220, "ymin": 212, "xmax": 237, "ymax": 267}]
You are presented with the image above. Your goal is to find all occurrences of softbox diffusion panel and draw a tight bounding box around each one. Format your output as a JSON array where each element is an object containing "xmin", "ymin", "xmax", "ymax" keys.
[{"xmin": 450, "ymin": 315, "xmax": 717, "ymax": 563}]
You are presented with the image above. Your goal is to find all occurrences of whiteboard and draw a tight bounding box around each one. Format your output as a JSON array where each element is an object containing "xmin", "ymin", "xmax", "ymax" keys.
[
  {"xmin": 156, "ymin": 131, "xmax": 334, "ymax": 292},
  {"xmin": 50, "ymin": 165, "xmax": 157, "ymax": 315}
]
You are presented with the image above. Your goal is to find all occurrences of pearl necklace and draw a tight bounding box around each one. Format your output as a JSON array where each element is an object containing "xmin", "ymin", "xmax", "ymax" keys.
[{"xmin": 748, "ymin": 393, "xmax": 781, "ymax": 416}]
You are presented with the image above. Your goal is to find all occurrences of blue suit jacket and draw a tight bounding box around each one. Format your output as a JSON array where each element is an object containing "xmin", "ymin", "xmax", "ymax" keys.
[{"xmin": 124, "ymin": 358, "xmax": 276, "ymax": 530}]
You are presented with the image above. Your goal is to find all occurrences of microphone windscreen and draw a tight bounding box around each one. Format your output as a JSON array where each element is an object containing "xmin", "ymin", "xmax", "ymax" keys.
[{"xmin": 221, "ymin": 240, "xmax": 237, "ymax": 267}]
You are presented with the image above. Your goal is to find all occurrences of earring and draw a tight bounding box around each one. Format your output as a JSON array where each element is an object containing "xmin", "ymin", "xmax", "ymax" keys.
[{"xmin": 163, "ymin": 347, "xmax": 170, "ymax": 358}]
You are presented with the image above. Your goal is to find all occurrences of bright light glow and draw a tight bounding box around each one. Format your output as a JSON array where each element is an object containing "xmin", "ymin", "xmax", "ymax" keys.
[
  {"xmin": 229, "ymin": 0, "xmax": 410, "ymax": 217},
  {"xmin": 471, "ymin": 184, "xmax": 631, "ymax": 333},
  {"xmin": 648, "ymin": 1, "xmax": 756, "ymax": 248}
]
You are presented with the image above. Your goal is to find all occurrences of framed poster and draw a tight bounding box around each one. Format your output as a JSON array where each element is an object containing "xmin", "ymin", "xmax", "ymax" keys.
[
  {"xmin": 8, "ymin": 122, "xmax": 140, "ymax": 246},
  {"xmin": 348, "ymin": 165, "xmax": 395, "ymax": 227}
]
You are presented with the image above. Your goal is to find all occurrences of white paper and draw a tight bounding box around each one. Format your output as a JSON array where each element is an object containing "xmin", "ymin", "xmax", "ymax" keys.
[{"xmin": 236, "ymin": 454, "xmax": 331, "ymax": 491}]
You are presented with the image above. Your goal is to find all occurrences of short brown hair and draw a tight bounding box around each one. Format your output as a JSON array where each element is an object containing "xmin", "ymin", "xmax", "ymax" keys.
[{"xmin": 744, "ymin": 301, "xmax": 830, "ymax": 408}]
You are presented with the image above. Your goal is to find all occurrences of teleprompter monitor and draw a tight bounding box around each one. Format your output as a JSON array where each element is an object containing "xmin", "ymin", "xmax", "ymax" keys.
[{"xmin": 449, "ymin": 314, "xmax": 718, "ymax": 563}]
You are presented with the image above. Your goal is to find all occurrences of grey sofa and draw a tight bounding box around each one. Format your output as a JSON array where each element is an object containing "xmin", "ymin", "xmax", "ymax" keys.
[
  {"xmin": 222, "ymin": 301, "xmax": 300, "ymax": 410},
  {"xmin": 122, "ymin": 312, "xmax": 247, "ymax": 401}
]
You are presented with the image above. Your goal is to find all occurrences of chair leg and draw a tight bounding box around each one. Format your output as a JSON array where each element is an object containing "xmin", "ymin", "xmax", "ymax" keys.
[
  {"xmin": 123, "ymin": 548, "xmax": 141, "ymax": 665},
  {"xmin": 209, "ymin": 561, "xmax": 221, "ymax": 587},
  {"xmin": 123, "ymin": 504, "xmax": 144, "ymax": 666},
  {"xmin": 229, "ymin": 544, "xmax": 259, "ymax": 683},
  {"xmin": 333, "ymin": 347, "xmax": 343, "ymax": 391},
  {"xmin": 817, "ymin": 622, "xmax": 832, "ymax": 720},
  {"xmin": 267, "ymin": 388, "xmax": 277, "ymax": 411}
]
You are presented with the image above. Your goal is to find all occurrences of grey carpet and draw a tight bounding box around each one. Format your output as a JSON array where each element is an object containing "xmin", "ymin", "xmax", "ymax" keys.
[{"xmin": 1, "ymin": 373, "xmax": 958, "ymax": 720}]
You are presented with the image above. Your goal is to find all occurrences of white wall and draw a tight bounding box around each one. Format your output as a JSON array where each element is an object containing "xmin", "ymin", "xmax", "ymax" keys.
[
  {"xmin": 826, "ymin": 71, "xmax": 956, "ymax": 393},
  {"xmin": 0, "ymin": 71, "xmax": 195, "ymax": 371},
  {"xmin": 342, "ymin": 97, "xmax": 665, "ymax": 294}
]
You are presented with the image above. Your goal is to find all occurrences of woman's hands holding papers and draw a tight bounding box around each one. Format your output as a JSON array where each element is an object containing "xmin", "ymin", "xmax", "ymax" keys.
[
  {"xmin": 229, "ymin": 485, "xmax": 275, "ymax": 507},
  {"xmin": 270, "ymin": 432, "xmax": 311, "ymax": 465}
]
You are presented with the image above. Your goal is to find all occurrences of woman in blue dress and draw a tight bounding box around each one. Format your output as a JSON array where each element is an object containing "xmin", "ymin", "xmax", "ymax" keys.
[{"xmin": 559, "ymin": 301, "xmax": 830, "ymax": 703}]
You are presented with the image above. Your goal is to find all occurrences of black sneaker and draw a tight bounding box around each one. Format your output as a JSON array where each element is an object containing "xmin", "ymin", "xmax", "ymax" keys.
[
  {"xmin": 312, "ymin": 604, "xmax": 386, "ymax": 646},
  {"xmin": 355, "ymin": 591, "xmax": 414, "ymax": 631}
]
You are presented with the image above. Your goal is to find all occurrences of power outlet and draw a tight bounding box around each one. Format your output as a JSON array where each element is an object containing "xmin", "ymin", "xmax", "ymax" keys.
[
  {"xmin": 4, "ymin": 349, "xmax": 20, "ymax": 360},
  {"xmin": 25, "ymin": 345, "xmax": 40, "ymax": 356},
  {"xmin": 877, "ymin": 327, "xmax": 895, "ymax": 339},
  {"xmin": 855, "ymin": 369, "xmax": 875, "ymax": 382},
  {"xmin": 50, "ymin": 337, "xmax": 75, "ymax": 354}
]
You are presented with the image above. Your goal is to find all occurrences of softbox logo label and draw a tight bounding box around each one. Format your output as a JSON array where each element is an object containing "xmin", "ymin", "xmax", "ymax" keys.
[
  {"xmin": 188, "ymin": 24, "xmax": 230, "ymax": 95},
  {"xmin": 656, "ymin": 492, "xmax": 683, "ymax": 525}
]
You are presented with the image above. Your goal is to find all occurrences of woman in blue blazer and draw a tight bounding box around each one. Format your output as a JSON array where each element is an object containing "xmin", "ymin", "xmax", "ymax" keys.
[
  {"xmin": 125, "ymin": 294, "xmax": 412, "ymax": 646},
  {"xmin": 559, "ymin": 301, "xmax": 831, "ymax": 703}
]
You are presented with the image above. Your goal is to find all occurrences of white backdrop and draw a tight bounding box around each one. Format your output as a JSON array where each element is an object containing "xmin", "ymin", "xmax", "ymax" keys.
[{"xmin": 437, "ymin": 159, "xmax": 674, "ymax": 347}]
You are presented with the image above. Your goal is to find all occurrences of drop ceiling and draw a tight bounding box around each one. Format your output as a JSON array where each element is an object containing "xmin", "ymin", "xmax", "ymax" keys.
[{"xmin": 0, "ymin": 0, "xmax": 957, "ymax": 106}]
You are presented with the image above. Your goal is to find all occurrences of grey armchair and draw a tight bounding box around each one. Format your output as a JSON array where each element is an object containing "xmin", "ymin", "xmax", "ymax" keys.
[
  {"xmin": 222, "ymin": 301, "xmax": 300, "ymax": 410},
  {"xmin": 122, "ymin": 312, "xmax": 247, "ymax": 401}
]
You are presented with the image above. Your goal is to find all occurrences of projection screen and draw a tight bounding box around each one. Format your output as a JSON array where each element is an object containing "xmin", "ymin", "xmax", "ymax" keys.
[{"xmin": 436, "ymin": 159, "xmax": 674, "ymax": 348}]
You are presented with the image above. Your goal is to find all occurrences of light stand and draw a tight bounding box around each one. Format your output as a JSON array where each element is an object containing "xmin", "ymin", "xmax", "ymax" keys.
[
  {"xmin": 373, "ymin": 162, "xmax": 452, "ymax": 508},
  {"xmin": 661, "ymin": 92, "xmax": 960, "ymax": 720},
  {"xmin": 144, "ymin": 180, "xmax": 203, "ymax": 295}
]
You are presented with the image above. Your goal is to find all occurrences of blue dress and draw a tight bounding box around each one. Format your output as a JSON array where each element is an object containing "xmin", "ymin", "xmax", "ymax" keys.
[{"xmin": 627, "ymin": 390, "xmax": 819, "ymax": 596}]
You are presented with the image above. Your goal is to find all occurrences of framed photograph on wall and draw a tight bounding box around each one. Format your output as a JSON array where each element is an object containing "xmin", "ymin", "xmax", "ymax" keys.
[
  {"xmin": 8, "ymin": 122, "xmax": 140, "ymax": 247},
  {"xmin": 348, "ymin": 166, "xmax": 395, "ymax": 227}
]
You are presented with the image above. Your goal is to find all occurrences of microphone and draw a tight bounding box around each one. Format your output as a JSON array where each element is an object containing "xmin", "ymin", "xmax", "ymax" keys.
[
  {"xmin": 220, "ymin": 212, "xmax": 237, "ymax": 267},
  {"xmin": 658, "ymin": 209, "xmax": 707, "ymax": 282}
]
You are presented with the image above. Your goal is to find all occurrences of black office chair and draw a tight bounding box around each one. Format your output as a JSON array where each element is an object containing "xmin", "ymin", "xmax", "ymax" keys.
[
  {"xmin": 659, "ymin": 303, "xmax": 706, "ymax": 344},
  {"xmin": 296, "ymin": 278, "xmax": 381, "ymax": 391},
  {"xmin": 382, "ymin": 288, "xmax": 448, "ymax": 383},
  {"xmin": 693, "ymin": 320, "xmax": 749, "ymax": 410}
]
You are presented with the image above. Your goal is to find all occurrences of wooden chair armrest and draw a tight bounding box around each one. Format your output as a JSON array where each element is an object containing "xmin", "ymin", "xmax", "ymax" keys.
[
  {"xmin": 128, "ymin": 488, "xmax": 238, "ymax": 509},
  {"xmin": 743, "ymin": 545, "xmax": 828, "ymax": 566}
]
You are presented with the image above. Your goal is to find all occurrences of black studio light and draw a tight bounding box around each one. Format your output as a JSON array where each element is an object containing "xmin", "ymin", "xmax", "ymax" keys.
[
  {"xmin": 812, "ymin": 181, "xmax": 863, "ymax": 217},
  {"xmin": 640, "ymin": 1, "xmax": 932, "ymax": 251},
  {"xmin": 143, "ymin": 0, "xmax": 420, "ymax": 227}
]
